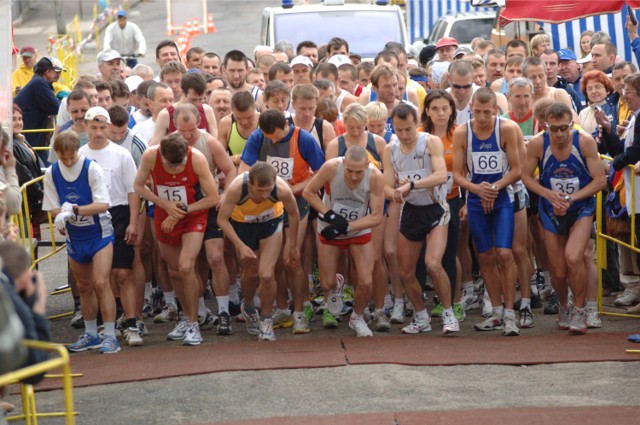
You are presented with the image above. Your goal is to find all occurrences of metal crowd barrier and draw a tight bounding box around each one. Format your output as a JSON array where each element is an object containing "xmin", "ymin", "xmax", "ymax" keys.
[
  {"xmin": 596, "ymin": 155, "xmax": 640, "ymax": 319},
  {"xmin": 0, "ymin": 340, "xmax": 77, "ymax": 425}
]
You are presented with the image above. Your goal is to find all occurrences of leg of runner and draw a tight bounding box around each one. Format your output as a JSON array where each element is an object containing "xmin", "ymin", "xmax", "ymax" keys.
[{"xmin": 348, "ymin": 241, "xmax": 374, "ymax": 337}]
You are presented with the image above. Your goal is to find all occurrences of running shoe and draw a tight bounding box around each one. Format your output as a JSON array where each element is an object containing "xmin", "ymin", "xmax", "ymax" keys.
[
  {"xmin": 349, "ymin": 315, "xmax": 373, "ymax": 337},
  {"xmin": 474, "ymin": 316, "xmax": 503, "ymax": 331},
  {"xmin": 303, "ymin": 304, "xmax": 314, "ymax": 324},
  {"xmin": 241, "ymin": 303, "xmax": 261, "ymax": 335},
  {"xmin": 401, "ymin": 318, "xmax": 432, "ymax": 334},
  {"xmin": 343, "ymin": 283, "xmax": 354, "ymax": 307},
  {"xmin": 137, "ymin": 319, "xmax": 149, "ymax": 336},
  {"xmin": 453, "ymin": 303, "xmax": 465, "ymax": 322},
  {"xmin": 70, "ymin": 307, "xmax": 84, "ymax": 329},
  {"xmin": 123, "ymin": 327, "xmax": 143, "ymax": 347},
  {"xmin": 373, "ymin": 311, "xmax": 391, "ymax": 332},
  {"xmin": 390, "ymin": 302, "xmax": 405, "ymax": 324},
  {"xmin": 557, "ymin": 304, "xmax": 572, "ymax": 330},
  {"xmin": 258, "ymin": 318, "xmax": 276, "ymax": 341},
  {"xmin": 585, "ymin": 306, "xmax": 602, "ymax": 328},
  {"xmin": 167, "ymin": 320, "xmax": 189, "ymax": 340},
  {"xmin": 142, "ymin": 299, "xmax": 153, "ymax": 318},
  {"xmin": 183, "ymin": 323, "xmax": 203, "ymax": 346},
  {"xmin": 272, "ymin": 309, "xmax": 293, "ymax": 329},
  {"xmin": 569, "ymin": 307, "xmax": 587, "ymax": 335},
  {"xmin": 229, "ymin": 302, "xmax": 241, "ymax": 317},
  {"xmin": 503, "ymin": 316, "xmax": 520, "ymax": 336},
  {"xmin": 383, "ymin": 292, "xmax": 394, "ymax": 315},
  {"xmin": 530, "ymin": 294, "xmax": 543, "ymax": 309},
  {"xmin": 67, "ymin": 333, "xmax": 102, "ymax": 352},
  {"xmin": 151, "ymin": 287, "xmax": 165, "ymax": 314},
  {"xmin": 154, "ymin": 303, "xmax": 178, "ymax": 323},
  {"xmin": 442, "ymin": 310, "xmax": 460, "ymax": 334},
  {"xmin": 614, "ymin": 290, "xmax": 640, "ymax": 306},
  {"xmin": 198, "ymin": 310, "xmax": 218, "ymax": 330},
  {"xmin": 544, "ymin": 292, "xmax": 559, "ymax": 315},
  {"xmin": 430, "ymin": 302, "xmax": 444, "ymax": 317},
  {"xmin": 538, "ymin": 284, "xmax": 553, "ymax": 302},
  {"xmin": 292, "ymin": 313, "xmax": 310, "ymax": 334},
  {"xmin": 100, "ymin": 335, "xmax": 121, "ymax": 354},
  {"xmin": 322, "ymin": 309, "xmax": 338, "ymax": 329},
  {"xmin": 460, "ymin": 289, "xmax": 480, "ymax": 311},
  {"xmin": 327, "ymin": 275, "xmax": 345, "ymax": 316},
  {"xmin": 628, "ymin": 333, "xmax": 640, "ymax": 343},
  {"xmin": 519, "ymin": 306, "xmax": 535, "ymax": 328},
  {"xmin": 217, "ymin": 311, "xmax": 233, "ymax": 335}
]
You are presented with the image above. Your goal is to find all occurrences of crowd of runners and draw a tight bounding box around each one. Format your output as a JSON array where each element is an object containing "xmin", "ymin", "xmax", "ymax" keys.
[{"xmin": 7, "ymin": 11, "xmax": 640, "ymax": 355}]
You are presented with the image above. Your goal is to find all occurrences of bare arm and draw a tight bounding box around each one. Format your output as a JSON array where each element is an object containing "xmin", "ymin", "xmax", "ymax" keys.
[
  {"xmin": 495, "ymin": 121, "xmax": 521, "ymax": 190},
  {"xmin": 217, "ymin": 116, "xmax": 232, "ymax": 152},
  {"xmin": 203, "ymin": 104, "xmax": 219, "ymax": 139},
  {"xmin": 302, "ymin": 159, "xmax": 338, "ymax": 214},
  {"xmin": 322, "ymin": 120, "xmax": 336, "ymax": 150},
  {"xmin": 149, "ymin": 109, "xmax": 170, "ymax": 146},
  {"xmin": 324, "ymin": 138, "xmax": 339, "ymax": 161},
  {"xmin": 382, "ymin": 144, "xmax": 398, "ymax": 201},
  {"xmin": 188, "ymin": 151, "xmax": 219, "ymax": 213},
  {"xmin": 207, "ymin": 135, "xmax": 237, "ymax": 189}
]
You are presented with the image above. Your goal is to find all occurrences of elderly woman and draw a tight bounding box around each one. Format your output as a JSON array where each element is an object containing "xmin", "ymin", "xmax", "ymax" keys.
[{"xmin": 579, "ymin": 70, "xmax": 614, "ymax": 135}]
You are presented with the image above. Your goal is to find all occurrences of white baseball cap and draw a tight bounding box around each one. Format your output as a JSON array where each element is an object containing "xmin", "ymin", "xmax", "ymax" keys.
[
  {"xmin": 85, "ymin": 106, "xmax": 111, "ymax": 124},
  {"xmin": 327, "ymin": 54, "xmax": 351, "ymax": 67},
  {"xmin": 125, "ymin": 75, "xmax": 143, "ymax": 92},
  {"xmin": 290, "ymin": 55, "xmax": 313, "ymax": 68}
]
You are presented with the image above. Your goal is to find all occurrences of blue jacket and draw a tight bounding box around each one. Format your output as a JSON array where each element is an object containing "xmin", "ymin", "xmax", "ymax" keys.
[{"xmin": 14, "ymin": 74, "xmax": 60, "ymax": 148}]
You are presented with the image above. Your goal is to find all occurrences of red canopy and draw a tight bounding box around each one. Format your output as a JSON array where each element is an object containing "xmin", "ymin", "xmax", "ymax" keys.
[{"xmin": 500, "ymin": 0, "xmax": 628, "ymax": 24}]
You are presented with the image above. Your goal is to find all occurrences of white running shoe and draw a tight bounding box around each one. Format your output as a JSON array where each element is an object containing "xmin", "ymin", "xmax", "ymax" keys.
[
  {"xmin": 390, "ymin": 302, "xmax": 405, "ymax": 324},
  {"xmin": 401, "ymin": 318, "xmax": 432, "ymax": 334},
  {"xmin": 442, "ymin": 310, "xmax": 460, "ymax": 334},
  {"xmin": 481, "ymin": 290, "xmax": 492, "ymax": 318},
  {"xmin": 349, "ymin": 315, "xmax": 373, "ymax": 337},
  {"xmin": 327, "ymin": 274, "xmax": 345, "ymax": 316},
  {"xmin": 258, "ymin": 318, "xmax": 276, "ymax": 341},
  {"xmin": 585, "ymin": 306, "xmax": 602, "ymax": 328},
  {"xmin": 167, "ymin": 320, "xmax": 189, "ymax": 340},
  {"xmin": 183, "ymin": 323, "xmax": 203, "ymax": 346},
  {"xmin": 123, "ymin": 327, "xmax": 143, "ymax": 347},
  {"xmin": 373, "ymin": 311, "xmax": 391, "ymax": 332}
]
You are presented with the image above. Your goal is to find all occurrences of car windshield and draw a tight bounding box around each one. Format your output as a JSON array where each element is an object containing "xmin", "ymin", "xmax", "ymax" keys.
[
  {"xmin": 449, "ymin": 18, "xmax": 494, "ymax": 44},
  {"xmin": 274, "ymin": 10, "xmax": 403, "ymax": 58}
]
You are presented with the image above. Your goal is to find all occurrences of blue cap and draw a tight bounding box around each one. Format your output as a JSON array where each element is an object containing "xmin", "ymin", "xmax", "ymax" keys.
[
  {"xmin": 116, "ymin": 10, "xmax": 127, "ymax": 18},
  {"xmin": 558, "ymin": 49, "xmax": 577, "ymax": 61}
]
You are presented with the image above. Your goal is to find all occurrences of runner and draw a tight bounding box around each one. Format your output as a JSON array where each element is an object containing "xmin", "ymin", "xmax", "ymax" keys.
[
  {"xmin": 217, "ymin": 162, "xmax": 300, "ymax": 341},
  {"xmin": 133, "ymin": 133, "xmax": 219, "ymax": 345},
  {"xmin": 302, "ymin": 146, "xmax": 384, "ymax": 337}
]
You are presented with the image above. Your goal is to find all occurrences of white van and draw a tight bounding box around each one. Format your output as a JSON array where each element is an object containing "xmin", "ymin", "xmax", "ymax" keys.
[{"xmin": 261, "ymin": 0, "xmax": 409, "ymax": 60}]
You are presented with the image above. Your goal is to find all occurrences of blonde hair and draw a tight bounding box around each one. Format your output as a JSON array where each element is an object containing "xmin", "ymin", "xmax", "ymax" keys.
[
  {"xmin": 530, "ymin": 34, "xmax": 551, "ymax": 54},
  {"xmin": 341, "ymin": 103, "xmax": 368, "ymax": 125},
  {"xmin": 364, "ymin": 102, "xmax": 388, "ymax": 121}
]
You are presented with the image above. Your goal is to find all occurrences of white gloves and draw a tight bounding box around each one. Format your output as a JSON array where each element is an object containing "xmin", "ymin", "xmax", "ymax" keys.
[
  {"xmin": 60, "ymin": 202, "xmax": 75, "ymax": 214},
  {"xmin": 54, "ymin": 211, "xmax": 73, "ymax": 233}
]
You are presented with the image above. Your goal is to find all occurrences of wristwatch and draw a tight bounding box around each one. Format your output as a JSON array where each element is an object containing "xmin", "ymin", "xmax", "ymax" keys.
[
  {"xmin": 563, "ymin": 195, "xmax": 573, "ymax": 204},
  {"xmin": 72, "ymin": 205, "xmax": 79, "ymax": 216},
  {"xmin": 491, "ymin": 184, "xmax": 497, "ymax": 190}
]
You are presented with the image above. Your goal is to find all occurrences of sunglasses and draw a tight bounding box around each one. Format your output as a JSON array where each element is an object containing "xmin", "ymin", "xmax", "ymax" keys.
[
  {"xmin": 545, "ymin": 123, "xmax": 572, "ymax": 132},
  {"xmin": 451, "ymin": 83, "xmax": 473, "ymax": 89}
]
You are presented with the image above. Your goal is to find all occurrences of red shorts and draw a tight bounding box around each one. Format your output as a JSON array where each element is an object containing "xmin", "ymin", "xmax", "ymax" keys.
[
  {"xmin": 319, "ymin": 232, "xmax": 371, "ymax": 248},
  {"xmin": 155, "ymin": 211, "xmax": 207, "ymax": 246}
]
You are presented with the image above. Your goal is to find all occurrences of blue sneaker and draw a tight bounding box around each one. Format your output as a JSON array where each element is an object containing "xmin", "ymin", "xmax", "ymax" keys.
[
  {"xmin": 100, "ymin": 335, "xmax": 121, "ymax": 354},
  {"xmin": 628, "ymin": 333, "xmax": 640, "ymax": 343},
  {"xmin": 67, "ymin": 333, "xmax": 102, "ymax": 352}
]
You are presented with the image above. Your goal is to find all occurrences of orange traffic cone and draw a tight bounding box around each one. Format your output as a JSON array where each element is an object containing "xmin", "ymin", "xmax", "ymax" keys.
[
  {"xmin": 183, "ymin": 19, "xmax": 193, "ymax": 40},
  {"xmin": 192, "ymin": 17, "xmax": 201, "ymax": 36},
  {"xmin": 207, "ymin": 13, "xmax": 216, "ymax": 33}
]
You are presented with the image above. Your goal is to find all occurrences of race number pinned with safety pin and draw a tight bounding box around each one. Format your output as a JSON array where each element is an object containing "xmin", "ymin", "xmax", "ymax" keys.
[
  {"xmin": 550, "ymin": 177, "xmax": 580, "ymax": 195},
  {"xmin": 397, "ymin": 169, "xmax": 427, "ymax": 191},
  {"xmin": 245, "ymin": 207, "xmax": 275, "ymax": 223},
  {"xmin": 266, "ymin": 155, "xmax": 294, "ymax": 180},
  {"xmin": 333, "ymin": 202, "xmax": 364, "ymax": 222},
  {"xmin": 157, "ymin": 185, "xmax": 188, "ymax": 206},
  {"xmin": 69, "ymin": 214, "xmax": 95, "ymax": 227},
  {"xmin": 472, "ymin": 151, "xmax": 501, "ymax": 175}
]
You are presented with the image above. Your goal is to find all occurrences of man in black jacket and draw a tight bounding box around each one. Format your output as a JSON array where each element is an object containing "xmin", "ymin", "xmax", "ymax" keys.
[{"xmin": 14, "ymin": 57, "xmax": 64, "ymax": 164}]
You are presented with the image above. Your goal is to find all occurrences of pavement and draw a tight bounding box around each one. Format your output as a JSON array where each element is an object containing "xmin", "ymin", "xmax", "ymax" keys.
[{"xmin": 7, "ymin": 1, "xmax": 640, "ymax": 424}]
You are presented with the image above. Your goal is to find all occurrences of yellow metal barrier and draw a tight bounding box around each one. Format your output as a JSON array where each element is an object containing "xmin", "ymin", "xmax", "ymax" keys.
[
  {"xmin": 0, "ymin": 340, "xmax": 77, "ymax": 425},
  {"xmin": 596, "ymin": 155, "xmax": 640, "ymax": 319}
]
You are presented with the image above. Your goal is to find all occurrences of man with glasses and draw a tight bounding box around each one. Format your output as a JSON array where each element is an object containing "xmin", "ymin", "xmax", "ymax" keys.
[
  {"xmin": 447, "ymin": 60, "xmax": 478, "ymax": 125},
  {"xmin": 134, "ymin": 132, "xmax": 219, "ymax": 345},
  {"xmin": 522, "ymin": 102, "xmax": 606, "ymax": 334}
]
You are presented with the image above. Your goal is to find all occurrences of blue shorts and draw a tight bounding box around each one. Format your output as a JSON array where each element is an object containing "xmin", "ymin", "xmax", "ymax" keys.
[
  {"xmin": 67, "ymin": 234, "xmax": 114, "ymax": 264},
  {"xmin": 539, "ymin": 197, "xmax": 595, "ymax": 236},
  {"xmin": 468, "ymin": 203, "xmax": 514, "ymax": 253},
  {"xmin": 231, "ymin": 216, "xmax": 283, "ymax": 251}
]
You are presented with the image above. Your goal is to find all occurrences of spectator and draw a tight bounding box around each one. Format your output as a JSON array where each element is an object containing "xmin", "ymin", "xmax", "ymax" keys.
[
  {"xmin": 14, "ymin": 57, "xmax": 63, "ymax": 162},
  {"xmin": 103, "ymin": 10, "xmax": 146, "ymax": 68},
  {"xmin": 579, "ymin": 70, "xmax": 613, "ymax": 134},
  {"xmin": 579, "ymin": 30, "xmax": 595, "ymax": 59},
  {"xmin": 0, "ymin": 241, "xmax": 50, "ymax": 385},
  {"xmin": 11, "ymin": 46, "xmax": 37, "ymax": 98},
  {"xmin": 0, "ymin": 129, "xmax": 22, "ymax": 216}
]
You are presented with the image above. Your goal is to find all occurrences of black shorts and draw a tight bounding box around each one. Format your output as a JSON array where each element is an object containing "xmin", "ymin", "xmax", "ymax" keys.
[
  {"xmin": 204, "ymin": 207, "xmax": 224, "ymax": 240},
  {"xmin": 232, "ymin": 216, "xmax": 283, "ymax": 251},
  {"xmin": 527, "ymin": 192, "xmax": 539, "ymax": 217},
  {"xmin": 399, "ymin": 202, "xmax": 449, "ymax": 242},
  {"xmin": 283, "ymin": 195, "xmax": 310, "ymax": 228},
  {"xmin": 110, "ymin": 205, "xmax": 135, "ymax": 269}
]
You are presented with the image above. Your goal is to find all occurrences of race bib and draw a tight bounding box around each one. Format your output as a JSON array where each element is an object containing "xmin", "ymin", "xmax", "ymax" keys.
[
  {"xmin": 157, "ymin": 185, "xmax": 188, "ymax": 206},
  {"xmin": 472, "ymin": 152, "xmax": 501, "ymax": 174},
  {"xmin": 333, "ymin": 202, "xmax": 364, "ymax": 222},
  {"xmin": 266, "ymin": 155, "xmax": 294, "ymax": 180},
  {"xmin": 244, "ymin": 207, "xmax": 275, "ymax": 223},
  {"xmin": 550, "ymin": 177, "xmax": 580, "ymax": 195},
  {"xmin": 398, "ymin": 169, "xmax": 427, "ymax": 191},
  {"xmin": 69, "ymin": 214, "xmax": 95, "ymax": 227}
]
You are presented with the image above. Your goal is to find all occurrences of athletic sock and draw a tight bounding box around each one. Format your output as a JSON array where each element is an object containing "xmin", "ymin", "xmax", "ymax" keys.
[
  {"xmin": 493, "ymin": 305, "xmax": 504, "ymax": 319},
  {"xmin": 462, "ymin": 281, "xmax": 474, "ymax": 293},
  {"xmin": 125, "ymin": 318, "xmax": 137, "ymax": 329},
  {"xmin": 103, "ymin": 322, "xmax": 116, "ymax": 338},
  {"xmin": 503, "ymin": 309, "xmax": 516, "ymax": 320},
  {"xmin": 586, "ymin": 300, "xmax": 597, "ymax": 309},
  {"xmin": 164, "ymin": 291, "xmax": 176, "ymax": 307},
  {"xmin": 217, "ymin": 295, "xmax": 230, "ymax": 314},
  {"xmin": 443, "ymin": 307, "xmax": 454, "ymax": 316},
  {"xmin": 228, "ymin": 282, "xmax": 240, "ymax": 304},
  {"xmin": 144, "ymin": 281, "xmax": 152, "ymax": 300},
  {"xmin": 416, "ymin": 309, "xmax": 429, "ymax": 321},
  {"xmin": 244, "ymin": 304, "xmax": 257, "ymax": 315},
  {"xmin": 520, "ymin": 298, "xmax": 531, "ymax": 310},
  {"xmin": 85, "ymin": 320, "xmax": 98, "ymax": 336}
]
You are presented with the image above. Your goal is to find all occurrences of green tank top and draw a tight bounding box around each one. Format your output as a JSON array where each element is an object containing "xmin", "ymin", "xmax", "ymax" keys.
[{"xmin": 228, "ymin": 115, "xmax": 248, "ymax": 156}]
